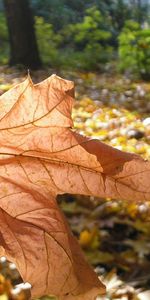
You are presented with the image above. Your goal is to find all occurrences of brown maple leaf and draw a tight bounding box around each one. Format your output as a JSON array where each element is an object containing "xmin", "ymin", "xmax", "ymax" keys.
[{"xmin": 0, "ymin": 74, "xmax": 149, "ymax": 299}]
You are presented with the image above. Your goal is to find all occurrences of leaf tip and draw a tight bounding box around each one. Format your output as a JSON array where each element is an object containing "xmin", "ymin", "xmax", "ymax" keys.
[{"xmin": 26, "ymin": 70, "xmax": 33, "ymax": 85}]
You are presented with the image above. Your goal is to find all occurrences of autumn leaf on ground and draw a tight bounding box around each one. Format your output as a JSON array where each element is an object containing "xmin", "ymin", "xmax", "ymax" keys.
[{"xmin": 0, "ymin": 74, "xmax": 149, "ymax": 300}]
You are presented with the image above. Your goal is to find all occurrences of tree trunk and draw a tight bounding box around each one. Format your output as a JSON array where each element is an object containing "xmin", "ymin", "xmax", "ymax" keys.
[{"xmin": 3, "ymin": 0, "xmax": 42, "ymax": 69}]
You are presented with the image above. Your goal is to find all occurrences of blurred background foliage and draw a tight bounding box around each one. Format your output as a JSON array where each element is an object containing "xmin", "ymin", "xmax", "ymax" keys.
[{"xmin": 1, "ymin": 0, "xmax": 150, "ymax": 78}]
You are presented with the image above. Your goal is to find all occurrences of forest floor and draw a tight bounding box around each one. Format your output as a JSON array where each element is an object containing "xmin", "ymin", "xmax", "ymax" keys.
[{"xmin": 0, "ymin": 67, "xmax": 150, "ymax": 300}]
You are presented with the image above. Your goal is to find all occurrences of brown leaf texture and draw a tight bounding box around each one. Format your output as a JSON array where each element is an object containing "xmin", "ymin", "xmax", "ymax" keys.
[{"xmin": 0, "ymin": 74, "xmax": 149, "ymax": 299}]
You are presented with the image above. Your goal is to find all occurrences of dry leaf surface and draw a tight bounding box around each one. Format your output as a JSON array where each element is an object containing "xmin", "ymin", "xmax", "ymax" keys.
[{"xmin": 0, "ymin": 74, "xmax": 149, "ymax": 299}]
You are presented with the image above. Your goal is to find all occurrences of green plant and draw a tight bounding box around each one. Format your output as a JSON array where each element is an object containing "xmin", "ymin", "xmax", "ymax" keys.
[
  {"xmin": 0, "ymin": 13, "xmax": 9, "ymax": 64},
  {"xmin": 118, "ymin": 21, "xmax": 150, "ymax": 80},
  {"xmin": 35, "ymin": 16, "xmax": 62, "ymax": 66},
  {"xmin": 61, "ymin": 6, "xmax": 112, "ymax": 70}
]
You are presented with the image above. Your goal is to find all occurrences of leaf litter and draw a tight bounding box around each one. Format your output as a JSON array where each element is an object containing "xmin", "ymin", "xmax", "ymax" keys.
[{"xmin": 0, "ymin": 68, "xmax": 149, "ymax": 300}]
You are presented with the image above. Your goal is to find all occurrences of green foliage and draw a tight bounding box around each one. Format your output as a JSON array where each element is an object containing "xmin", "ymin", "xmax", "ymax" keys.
[
  {"xmin": 118, "ymin": 21, "xmax": 150, "ymax": 79},
  {"xmin": 61, "ymin": 6, "xmax": 112, "ymax": 70},
  {"xmin": 31, "ymin": 0, "xmax": 93, "ymax": 31},
  {"xmin": 1, "ymin": 0, "xmax": 150, "ymax": 73},
  {"xmin": 33, "ymin": 5, "xmax": 113, "ymax": 71},
  {"xmin": 0, "ymin": 14, "xmax": 9, "ymax": 64},
  {"xmin": 35, "ymin": 17, "xmax": 61, "ymax": 66},
  {"xmin": 69, "ymin": 7, "xmax": 111, "ymax": 45},
  {"xmin": 118, "ymin": 21, "xmax": 140, "ymax": 75},
  {"xmin": 31, "ymin": 0, "xmax": 150, "ymax": 33}
]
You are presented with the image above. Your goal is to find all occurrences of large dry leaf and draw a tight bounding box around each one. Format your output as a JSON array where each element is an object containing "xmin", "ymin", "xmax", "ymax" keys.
[{"xmin": 0, "ymin": 74, "xmax": 149, "ymax": 299}]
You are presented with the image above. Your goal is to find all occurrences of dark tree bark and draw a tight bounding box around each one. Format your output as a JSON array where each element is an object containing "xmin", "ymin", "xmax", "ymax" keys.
[{"xmin": 3, "ymin": 0, "xmax": 42, "ymax": 69}]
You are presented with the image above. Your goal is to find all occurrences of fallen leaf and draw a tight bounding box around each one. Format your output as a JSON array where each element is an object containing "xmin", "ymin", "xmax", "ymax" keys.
[
  {"xmin": 138, "ymin": 290, "xmax": 150, "ymax": 300},
  {"xmin": 0, "ymin": 74, "xmax": 149, "ymax": 299}
]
